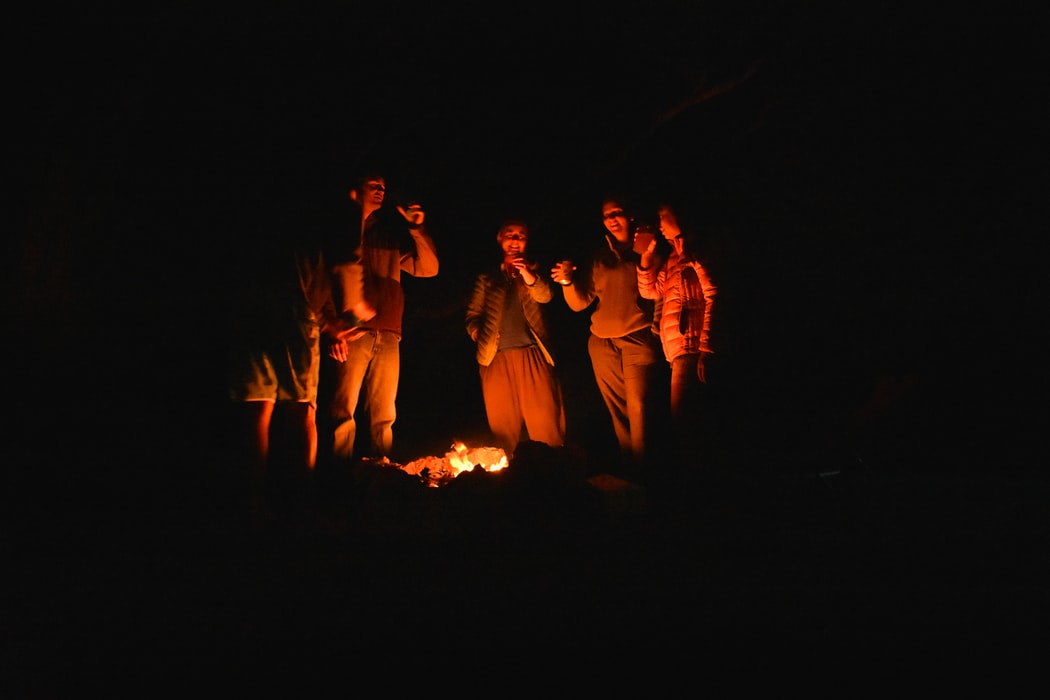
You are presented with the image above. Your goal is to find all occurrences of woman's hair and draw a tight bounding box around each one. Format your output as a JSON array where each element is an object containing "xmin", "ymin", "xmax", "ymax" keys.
[
  {"xmin": 658, "ymin": 198, "xmax": 708, "ymax": 259},
  {"xmin": 600, "ymin": 191, "xmax": 637, "ymax": 219}
]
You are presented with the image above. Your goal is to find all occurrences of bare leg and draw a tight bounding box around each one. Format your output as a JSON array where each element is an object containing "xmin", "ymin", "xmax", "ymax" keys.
[
  {"xmin": 283, "ymin": 402, "xmax": 317, "ymax": 471},
  {"xmin": 268, "ymin": 402, "xmax": 317, "ymax": 527},
  {"xmin": 241, "ymin": 400, "xmax": 275, "ymax": 526},
  {"xmin": 246, "ymin": 400, "xmax": 275, "ymax": 467}
]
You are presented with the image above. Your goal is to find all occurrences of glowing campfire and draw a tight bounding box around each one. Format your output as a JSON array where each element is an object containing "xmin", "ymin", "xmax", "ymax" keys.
[{"xmin": 387, "ymin": 441, "xmax": 509, "ymax": 488}]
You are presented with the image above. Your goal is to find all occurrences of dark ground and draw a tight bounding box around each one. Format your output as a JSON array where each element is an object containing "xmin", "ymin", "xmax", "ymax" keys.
[{"xmin": 5, "ymin": 395, "xmax": 1049, "ymax": 682}]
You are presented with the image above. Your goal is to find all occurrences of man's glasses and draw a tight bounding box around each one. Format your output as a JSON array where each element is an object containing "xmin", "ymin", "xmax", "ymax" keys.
[{"xmin": 603, "ymin": 210, "xmax": 626, "ymax": 220}]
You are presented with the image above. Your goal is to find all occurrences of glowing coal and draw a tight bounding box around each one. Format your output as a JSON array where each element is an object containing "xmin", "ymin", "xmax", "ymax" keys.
[{"xmin": 393, "ymin": 441, "xmax": 508, "ymax": 487}]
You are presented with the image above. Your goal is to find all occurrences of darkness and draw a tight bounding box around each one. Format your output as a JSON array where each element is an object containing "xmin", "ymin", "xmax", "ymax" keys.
[{"xmin": 6, "ymin": 4, "xmax": 1047, "ymax": 678}]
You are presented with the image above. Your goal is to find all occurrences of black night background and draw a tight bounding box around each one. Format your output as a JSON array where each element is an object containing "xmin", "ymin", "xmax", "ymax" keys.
[{"xmin": 5, "ymin": 3, "xmax": 1046, "ymax": 680}]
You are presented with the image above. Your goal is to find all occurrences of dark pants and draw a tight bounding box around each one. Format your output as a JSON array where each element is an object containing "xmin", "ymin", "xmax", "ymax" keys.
[
  {"xmin": 670, "ymin": 353, "xmax": 707, "ymax": 466},
  {"xmin": 588, "ymin": 330, "xmax": 662, "ymax": 466}
]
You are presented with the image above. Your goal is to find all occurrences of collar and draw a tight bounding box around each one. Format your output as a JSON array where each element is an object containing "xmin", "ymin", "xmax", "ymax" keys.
[{"xmin": 604, "ymin": 232, "xmax": 636, "ymax": 262}]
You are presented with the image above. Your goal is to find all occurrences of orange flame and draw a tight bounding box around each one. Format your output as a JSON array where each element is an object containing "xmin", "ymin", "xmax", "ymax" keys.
[
  {"xmin": 398, "ymin": 441, "xmax": 508, "ymax": 487},
  {"xmin": 447, "ymin": 441, "xmax": 508, "ymax": 475}
]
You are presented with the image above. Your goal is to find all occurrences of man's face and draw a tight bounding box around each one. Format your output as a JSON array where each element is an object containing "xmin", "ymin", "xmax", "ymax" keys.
[
  {"xmin": 602, "ymin": 202, "xmax": 630, "ymax": 242},
  {"xmin": 361, "ymin": 178, "xmax": 386, "ymax": 207},
  {"xmin": 498, "ymin": 225, "xmax": 528, "ymax": 257},
  {"xmin": 351, "ymin": 177, "xmax": 387, "ymax": 214}
]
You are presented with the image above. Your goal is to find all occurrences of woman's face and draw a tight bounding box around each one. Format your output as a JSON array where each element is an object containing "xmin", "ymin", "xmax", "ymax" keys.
[
  {"xmin": 657, "ymin": 205, "xmax": 680, "ymax": 242},
  {"xmin": 602, "ymin": 201, "xmax": 631, "ymax": 243}
]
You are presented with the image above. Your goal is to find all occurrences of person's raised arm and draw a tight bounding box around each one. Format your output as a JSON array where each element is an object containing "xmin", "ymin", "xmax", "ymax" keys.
[
  {"xmin": 398, "ymin": 203, "xmax": 439, "ymax": 277},
  {"xmin": 636, "ymin": 239, "xmax": 663, "ymax": 300}
]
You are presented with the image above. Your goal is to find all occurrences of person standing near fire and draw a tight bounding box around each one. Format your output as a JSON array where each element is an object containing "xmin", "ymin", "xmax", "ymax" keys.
[
  {"xmin": 227, "ymin": 219, "xmax": 361, "ymax": 527},
  {"xmin": 550, "ymin": 194, "xmax": 667, "ymax": 478},
  {"xmin": 466, "ymin": 219, "xmax": 566, "ymax": 455},
  {"xmin": 323, "ymin": 170, "xmax": 439, "ymax": 464},
  {"xmin": 636, "ymin": 198, "xmax": 718, "ymax": 467}
]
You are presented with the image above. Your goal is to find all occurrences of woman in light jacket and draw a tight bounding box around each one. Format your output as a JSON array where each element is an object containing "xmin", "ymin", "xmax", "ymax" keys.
[{"xmin": 637, "ymin": 201, "xmax": 718, "ymax": 463}]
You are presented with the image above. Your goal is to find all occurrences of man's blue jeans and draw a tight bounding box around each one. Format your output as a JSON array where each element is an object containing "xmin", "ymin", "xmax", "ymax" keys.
[{"xmin": 329, "ymin": 330, "xmax": 400, "ymax": 460}]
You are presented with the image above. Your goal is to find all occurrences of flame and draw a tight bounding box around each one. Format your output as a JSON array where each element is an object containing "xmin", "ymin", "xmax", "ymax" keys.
[
  {"xmin": 397, "ymin": 441, "xmax": 508, "ymax": 487},
  {"xmin": 447, "ymin": 441, "xmax": 508, "ymax": 475}
]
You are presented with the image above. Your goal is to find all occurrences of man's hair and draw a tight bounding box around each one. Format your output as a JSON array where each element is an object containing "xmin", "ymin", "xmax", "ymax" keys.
[
  {"xmin": 497, "ymin": 219, "xmax": 529, "ymax": 236},
  {"xmin": 353, "ymin": 170, "xmax": 386, "ymax": 191}
]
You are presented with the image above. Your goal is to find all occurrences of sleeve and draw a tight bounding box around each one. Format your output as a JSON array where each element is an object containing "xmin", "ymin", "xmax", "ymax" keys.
[
  {"xmin": 298, "ymin": 246, "xmax": 333, "ymax": 324},
  {"xmin": 401, "ymin": 226, "xmax": 440, "ymax": 277},
  {"xmin": 561, "ymin": 259, "xmax": 596, "ymax": 311},
  {"xmin": 465, "ymin": 275, "xmax": 487, "ymax": 342},
  {"xmin": 525, "ymin": 271, "xmax": 553, "ymax": 304},
  {"xmin": 637, "ymin": 260, "xmax": 664, "ymax": 300},
  {"xmin": 681, "ymin": 260, "xmax": 718, "ymax": 353},
  {"xmin": 697, "ymin": 261, "xmax": 717, "ymax": 353}
]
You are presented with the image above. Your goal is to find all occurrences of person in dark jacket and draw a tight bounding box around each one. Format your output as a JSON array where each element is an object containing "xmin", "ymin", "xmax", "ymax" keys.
[{"xmin": 466, "ymin": 219, "xmax": 565, "ymax": 455}]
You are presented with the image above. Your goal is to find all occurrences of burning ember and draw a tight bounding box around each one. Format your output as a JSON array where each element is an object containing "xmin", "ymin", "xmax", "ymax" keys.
[{"xmin": 379, "ymin": 441, "xmax": 508, "ymax": 488}]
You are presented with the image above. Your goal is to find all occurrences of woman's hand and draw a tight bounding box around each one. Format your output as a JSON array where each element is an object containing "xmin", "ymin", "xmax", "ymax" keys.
[
  {"xmin": 638, "ymin": 238, "xmax": 658, "ymax": 270},
  {"xmin": 550, "ymin": 259, "xmax": 575, "ymax": 286},
  {"xmin": 697, "ymin": 350, "xmax": 712, "ymax": 383}
]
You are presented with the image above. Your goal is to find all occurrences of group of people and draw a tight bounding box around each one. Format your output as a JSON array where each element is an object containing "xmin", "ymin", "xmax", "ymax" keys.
[
  {"xmin": 227, "ymin": 170, "xmax": 438, "ymax": 523},
  {"xmin": 228, "ymin": 169, "xmax": 717, "ymax": 524}
]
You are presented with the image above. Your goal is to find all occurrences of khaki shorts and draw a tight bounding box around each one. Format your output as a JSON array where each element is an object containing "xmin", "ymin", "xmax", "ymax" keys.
[{"xmin": 229, "ymin": 323, "xmax": 320, "ymax": 407}]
